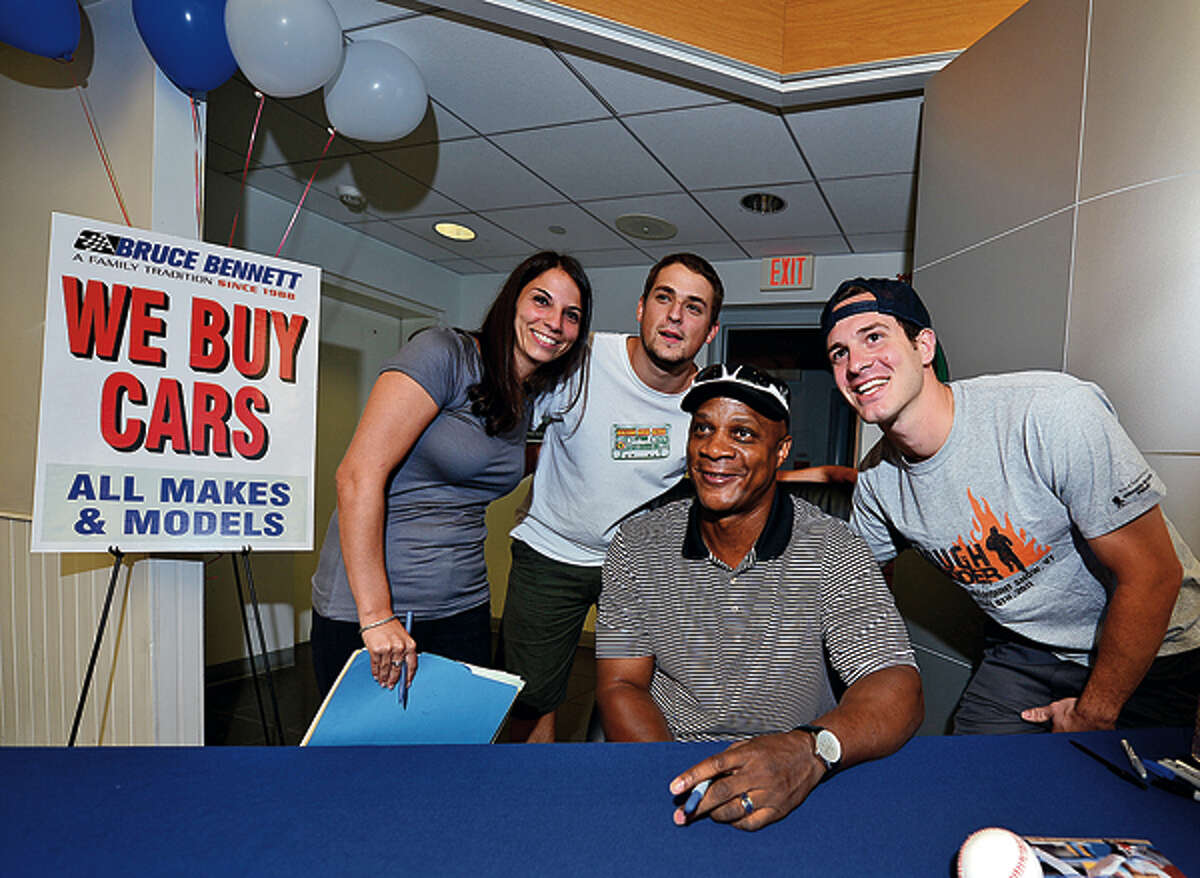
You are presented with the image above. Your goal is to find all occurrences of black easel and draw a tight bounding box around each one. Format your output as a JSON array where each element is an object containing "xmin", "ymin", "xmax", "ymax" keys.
[
  {"xmin": 68, "ymin": 547, "xmax": 124, "ymax": 747},
  {"xmin": 230, "ymin": 546, "xmax": 286, "ymax": 746}
]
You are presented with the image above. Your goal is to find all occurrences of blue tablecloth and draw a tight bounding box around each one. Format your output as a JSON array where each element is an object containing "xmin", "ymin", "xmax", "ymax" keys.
[{"xmin": 3, "ymin": 727, "xmax": 1196, "ymax": 876}]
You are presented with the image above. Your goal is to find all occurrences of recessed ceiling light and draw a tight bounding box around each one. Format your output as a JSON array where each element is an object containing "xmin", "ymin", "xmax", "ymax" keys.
[
  {"xmin": 614, "ymin": 214, "xmax": 677, "ymax": 241},
  {"xmin": 434, "ymin": 221, "xmax": 476, "ymax": 241},
  {"xmin": 739, "ymin": 192, "xmax": 786, "ymax": 214}
]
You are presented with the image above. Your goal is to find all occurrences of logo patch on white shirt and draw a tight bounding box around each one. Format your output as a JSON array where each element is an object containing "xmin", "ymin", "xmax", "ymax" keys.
[{"xmin": 611, "ymin": 424, "xmax": 670, "ymax": 460}]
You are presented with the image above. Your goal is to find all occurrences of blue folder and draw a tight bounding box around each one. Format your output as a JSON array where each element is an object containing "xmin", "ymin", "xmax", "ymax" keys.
[{"xmin": 301, "ymin": 649, "xmax": 524, "ymax": 746}]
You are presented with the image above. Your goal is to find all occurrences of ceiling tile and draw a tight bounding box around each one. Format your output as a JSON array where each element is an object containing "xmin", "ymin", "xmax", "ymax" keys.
[
  {"xmin": 236, "ymin": 56, "xmax": 475, "ymax": 150},
  {"xmin": 475, "ymin": 254, "xmax": 555, "ymax": 273},
  {"xmin": 353, "ymin": 13, "xmax": 610, "ymax": 134},
  {"xmin": 285, "ymin": 152, "xmax": 462, "ymax": 219},
  {"xmin": 357, "ymin": 99, "xmax": 476, "ymax": 149},
  {"xmin": 738, "ymin": 236, "xmax": 851, "ymax": 258},
  {"xmin": 432, "ymin": 257, "xmax": 494, "ymax": 275},
  {"xmin": 692, "ymin": 182, "xmax": 839, "ymax": 239},
  {"xmin": 207, "ymin": 78, "xmax": 358, "ymax": 169},
  {"xmin": 378, "ymin": 137, "xmax": 564, "ymax": 210},
  {"xmin": 624, "ymin": 103, "xmax": 811, "ymax": 189},
  {"xmin": 298, "ymin": 93, "xmax": 476, "ymax": 149},
  {"xmin": 821, "ymin": 173, "xmax": 915, "ymax": 234},
  {"xmin": 565, "ymin": 247, "xmax": 654, "ymax": 269},
  {"xmin": 208, "ymin": 141, "xmax": 245, "ymax": 175},
  {"xmin": 269, "ymin": 88, "xmax": 332, "ymax": 130},
  {"xmin": 492, "ymin": 120, "xmax": 679, "ymax": 201},
  {"xmin": 239, "ymin": 166, "xmax": 357, "ymax": 222},
  {"xmin": 352, "ymin": 220, "xmax": 463, "ymax": 261},
  {"xmin": 579, "ymin": 192, "xmax": 734, "ymax": 248},
  {"xmin": 554, "ymin": 45, "xmax": 729, "ymax": 115},
  {"xmin": 785, "ymin": 96, "xmax": 924, "ymax": 180},
  {"xmin": 479, "ymin": 202, "xmax": 632, "ymax": 251},
  {"xmin": 848, "ymin": 231, "xmax": 915, "ymax": 253},
  {"xmin": 330, "ymin": 0, "xmax": 427, "ymax": 30},
  {"xmin": 641, "ymin": 240, "xmax": 748, "ymax": 262},
  {"xmin": 393, "ymin": 212, "xmax": 534, "ymax": 260}
]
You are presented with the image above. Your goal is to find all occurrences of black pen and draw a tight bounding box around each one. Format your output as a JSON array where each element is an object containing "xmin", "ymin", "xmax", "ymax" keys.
[
  {"xmin": 1071, "ymin": 739, "xmax": 1199, "ymax": 802},
  {"xmin": 1069, "ymin": 739, "xmax": 1146, "ymax": 788}
]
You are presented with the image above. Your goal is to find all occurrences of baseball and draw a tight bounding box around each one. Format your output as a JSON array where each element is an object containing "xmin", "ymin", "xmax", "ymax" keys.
[{"xmin": 957, "ymin": 827, "xmax": 1044, "ymax": 878}]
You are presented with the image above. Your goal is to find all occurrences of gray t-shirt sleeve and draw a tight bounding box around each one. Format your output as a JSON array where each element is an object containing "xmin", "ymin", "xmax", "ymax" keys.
[
  {"xmin": 1027, "ymin": 380, "xmax": 1164, "ymax": 540},
  {"xmin": 378, "ymin": 327, "xmax": 467, "ymax": 410},
  {"xmin": 849, "ymin": 475, "xmax": 900, "ymax": 563}
]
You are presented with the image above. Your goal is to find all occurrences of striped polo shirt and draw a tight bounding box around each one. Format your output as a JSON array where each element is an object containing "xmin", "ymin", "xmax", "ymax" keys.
[{"xmin": 597, "ymin": 487, "xmax": 917, "ymax": 742}]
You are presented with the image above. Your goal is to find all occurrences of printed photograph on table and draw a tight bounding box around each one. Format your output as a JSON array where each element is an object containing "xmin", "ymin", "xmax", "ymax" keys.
[
  {"xmin": 1025, "ymin": 836, "xmax": 1186, "ymax": 877},
  {"xmin": 31, "ymin": 212, "xmax": 321, "ymax": 553}
]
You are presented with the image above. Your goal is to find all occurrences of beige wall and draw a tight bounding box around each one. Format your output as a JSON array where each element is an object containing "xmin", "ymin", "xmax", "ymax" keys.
[
  {"xmin": 909, "ymin": 0, "xmax": 1200, "ymax": 733},
  {"xmin": 914, "ymin": 0, "xmax": 1200, "ymax": 549},
  {"xmin": 0, "ymin": 6, "xmax": 158, "ymax": 516},
  {"xmin": 0, "ymin": 0, "xmax": 205, "ymax": 744}
]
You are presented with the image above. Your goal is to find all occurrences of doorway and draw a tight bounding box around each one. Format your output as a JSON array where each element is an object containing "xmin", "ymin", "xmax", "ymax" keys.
[{"xmin": 716, "ymin": 305, "xmax": 856, "ymax": 470}]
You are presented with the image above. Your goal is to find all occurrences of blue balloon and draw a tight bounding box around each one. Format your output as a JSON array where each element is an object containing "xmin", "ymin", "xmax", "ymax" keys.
[
  {"xmin": 132, "ymin": 0, "xmax": 239, "ymax": 96},
  {"xmin": 0, "ymin": 0, "xmax": 81, "ymax": 60}
]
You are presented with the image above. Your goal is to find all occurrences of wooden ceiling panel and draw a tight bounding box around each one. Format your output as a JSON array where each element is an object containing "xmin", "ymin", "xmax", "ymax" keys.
[
  {"xmin": 552, "ymin": 0, "xmax": 1027, "ymax": 74},
  {"xmin": 782, "ymin": 0, "xmax": 1028, "ymax": 72},
  {"xmin": 560, "ymin": 0, "xmax": 787, "ymax": 72}
]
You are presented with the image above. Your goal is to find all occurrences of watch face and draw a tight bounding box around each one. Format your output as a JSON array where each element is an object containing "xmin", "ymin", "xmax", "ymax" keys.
[{"xmin": 815, "ymin": 729, "xmax": 842, "ymax": 765}]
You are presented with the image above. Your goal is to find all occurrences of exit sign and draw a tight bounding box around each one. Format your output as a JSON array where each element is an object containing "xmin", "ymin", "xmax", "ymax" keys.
[{"xmin": 760, "ymin": 254, "xmax": 813, "ymax": 291}]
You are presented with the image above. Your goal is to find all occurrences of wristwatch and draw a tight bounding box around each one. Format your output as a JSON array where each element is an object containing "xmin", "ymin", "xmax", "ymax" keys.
[{"xmin": 796, "ymin": 723, "xmax": 842, "ymax": 770}]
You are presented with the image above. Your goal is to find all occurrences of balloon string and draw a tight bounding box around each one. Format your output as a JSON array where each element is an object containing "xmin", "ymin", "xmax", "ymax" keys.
[
  {"xmin": 70, "ymin": 65, "xmax": 131, "ymax": 227},
  {"xmin": 191, "ymin": 96, "xmax": 204, "ymax": 239},
  {"xmin": 276, "ymin": 128, "xmax": 336, "ymax": 257},
  {"xmin": 228, "ymin": 91, "xmax": 265, "ymax": 247}
]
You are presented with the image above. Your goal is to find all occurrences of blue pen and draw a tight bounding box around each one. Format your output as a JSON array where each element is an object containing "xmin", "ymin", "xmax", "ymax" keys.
[
  {"xmin": 683, "ymin": 779, "xmax": 712, "ymax": 816},
  {"xmin": 400, "ymin": 610, "xmax": 413, "ymax": 709}
]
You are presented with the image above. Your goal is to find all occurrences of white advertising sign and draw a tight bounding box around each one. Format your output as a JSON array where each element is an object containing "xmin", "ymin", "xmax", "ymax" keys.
[{"xmin": 32, "ymin": 213, "xmax": 321, "ymax": 552}]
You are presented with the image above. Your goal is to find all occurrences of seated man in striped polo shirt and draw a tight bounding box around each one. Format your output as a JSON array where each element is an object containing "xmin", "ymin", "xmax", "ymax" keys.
[{"xmin": 595, "ymin": 363, "xmax": 923, "ymax": 832}]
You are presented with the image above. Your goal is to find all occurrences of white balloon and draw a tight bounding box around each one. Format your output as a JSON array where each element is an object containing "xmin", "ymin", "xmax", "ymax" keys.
[
  {"xmin": 225, "ymin": 0, "xmax": 343, "ymax": 98},
  {"xmin": 324, "ymin": 39, "xmax": 428, "ymax": 142}
]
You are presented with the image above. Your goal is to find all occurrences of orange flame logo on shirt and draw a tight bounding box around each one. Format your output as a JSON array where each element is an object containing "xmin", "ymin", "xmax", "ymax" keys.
[{"xmin": 962, "ymin": 489, "xmax": 1051, "ymax": 570}]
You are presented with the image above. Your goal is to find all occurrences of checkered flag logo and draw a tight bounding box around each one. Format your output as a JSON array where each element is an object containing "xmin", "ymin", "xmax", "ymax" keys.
[{"xmin": 73, "ymin": 230, "xmax": 120, "ymax": 254}]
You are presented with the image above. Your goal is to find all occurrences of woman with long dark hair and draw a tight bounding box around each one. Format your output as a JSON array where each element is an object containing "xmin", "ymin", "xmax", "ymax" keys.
[{"xmin": 310, "ymin": 252, "xmax": 592, "ymax": 695}]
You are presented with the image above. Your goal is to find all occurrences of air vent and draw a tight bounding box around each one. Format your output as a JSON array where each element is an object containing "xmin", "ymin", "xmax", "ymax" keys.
[
  {"xmin": 614, "ymin": 214, "xmax": 677, "ymax": 241},
  {"xmin": 739, "ymin": 192, "xmax": 786, "ymax": 214}
]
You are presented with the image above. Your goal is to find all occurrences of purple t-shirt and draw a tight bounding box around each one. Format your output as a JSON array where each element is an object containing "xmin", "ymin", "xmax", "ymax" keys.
[{"xmin": 311, "ymin": 328, "xmax": 528, "ymax": 621}]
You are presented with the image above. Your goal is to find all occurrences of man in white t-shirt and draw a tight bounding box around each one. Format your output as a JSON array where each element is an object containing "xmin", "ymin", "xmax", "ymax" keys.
[{"xmin": 501, "ymin": 253, "xmax": 722, "ymax": 742}]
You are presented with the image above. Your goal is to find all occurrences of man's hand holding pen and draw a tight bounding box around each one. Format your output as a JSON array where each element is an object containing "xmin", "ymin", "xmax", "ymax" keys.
[{"xmin": 668, "ymin": 731, "xmax": 826, "ymax": 832}]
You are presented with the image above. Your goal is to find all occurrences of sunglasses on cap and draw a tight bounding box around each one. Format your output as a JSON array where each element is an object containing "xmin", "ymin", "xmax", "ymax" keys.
[{"xmin": 686, "ymin": 363, "xmax": 791, "ymax": 421}]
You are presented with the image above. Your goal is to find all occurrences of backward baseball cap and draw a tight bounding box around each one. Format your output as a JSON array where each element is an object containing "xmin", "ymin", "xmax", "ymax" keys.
[
  {"xmin": 819, "ymin": 277, "xmax": 932, "ymax": 338},
  {"xmin": 820, "ymin": 277, "xmax": 950, "ymax": 382}
]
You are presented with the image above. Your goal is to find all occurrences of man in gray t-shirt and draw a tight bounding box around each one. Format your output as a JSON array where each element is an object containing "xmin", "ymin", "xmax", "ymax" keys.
[{"xmin": 821, "ymin": 277, "xmax": 1200, "ymax": 735}]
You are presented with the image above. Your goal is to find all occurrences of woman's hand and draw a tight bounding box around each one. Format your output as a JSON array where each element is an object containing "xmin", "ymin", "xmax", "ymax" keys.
[{"xmin": 362, "ymin": 616, "xmax": 418, "ymax": 688}]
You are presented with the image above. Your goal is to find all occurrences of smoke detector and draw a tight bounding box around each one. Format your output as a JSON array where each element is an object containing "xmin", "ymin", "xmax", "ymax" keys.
[{"xmin": 337, "ymin": 184, "xmax": 367, "ymax": 212}]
